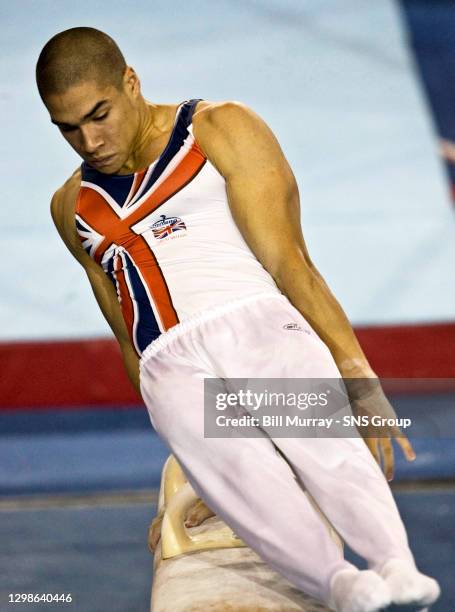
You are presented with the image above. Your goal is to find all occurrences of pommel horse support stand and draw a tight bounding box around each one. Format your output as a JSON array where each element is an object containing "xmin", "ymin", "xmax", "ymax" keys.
[{"xmin": 150, "ymin": 455, "xmax": 341, "ymax": 611}]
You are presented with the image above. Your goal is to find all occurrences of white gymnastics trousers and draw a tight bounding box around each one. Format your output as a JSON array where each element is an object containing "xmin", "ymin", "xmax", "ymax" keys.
[{"xmin": 139, "ymin": 293, "xmax": 415, "ymax": 605}]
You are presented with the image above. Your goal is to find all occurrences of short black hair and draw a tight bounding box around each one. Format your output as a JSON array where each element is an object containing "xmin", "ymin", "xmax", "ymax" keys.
[{"xmin": 36, "ymin": 27, "xmax": 127, "ymax": 101}]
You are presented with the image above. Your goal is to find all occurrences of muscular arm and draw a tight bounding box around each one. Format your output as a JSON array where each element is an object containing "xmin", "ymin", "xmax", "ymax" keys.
[
  {"xmin": 193, "ymin": 102, "xmax": 415, "ymax": 477},
  {"xmin": 50, "ymin": 177, "xmax": 141, "ymax": 395},
  {"xmin": 193, "ymin": 102, "xmax": 372, "ymax": 380}
]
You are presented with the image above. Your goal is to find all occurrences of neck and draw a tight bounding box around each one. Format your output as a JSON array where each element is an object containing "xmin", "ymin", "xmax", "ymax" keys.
[{"xmin": 119, "ymin": 98, "xmax": 165, "ymax": 175}]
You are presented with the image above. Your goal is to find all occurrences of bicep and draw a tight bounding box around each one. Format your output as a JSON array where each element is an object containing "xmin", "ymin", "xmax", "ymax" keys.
[
  {"xmin": 197, "ymin": 103, "xmax": 315, "ymax": 279},
  {"xmin": 226, "ymin": 164, "xmax": 307, "ymax": 274}
]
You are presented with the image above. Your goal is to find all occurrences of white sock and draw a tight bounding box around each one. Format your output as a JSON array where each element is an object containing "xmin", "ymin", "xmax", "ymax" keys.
[
  {"xmin": 329, "ymin": 568, "xmax": 391, "ymax": 612},
  {"xmin": 376, "ymin": 558, "xmax": 441, "ymax": 608}
]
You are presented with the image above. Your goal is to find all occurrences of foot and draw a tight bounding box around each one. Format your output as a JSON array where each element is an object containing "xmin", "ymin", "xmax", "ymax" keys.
[
  {"xmin": 376, "ymin": 559, "xmax": 440, "ymax": 609},
  {"xmin": 329, "ymin": 568, "xmax": 391, "ymax": 612}
]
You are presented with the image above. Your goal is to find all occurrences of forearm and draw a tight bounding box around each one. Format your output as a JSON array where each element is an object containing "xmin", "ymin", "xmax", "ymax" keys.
[
  {"xmin": 120, "ymin": 343, "xmax": 142, "ymax": 396},
  {"xmin": 275, "ymin": 261, "xmax": 375, "ymax": 381}
]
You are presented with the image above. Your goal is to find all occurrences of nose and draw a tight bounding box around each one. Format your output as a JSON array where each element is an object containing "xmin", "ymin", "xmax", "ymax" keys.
[{"xmin": 80, "ymin": 125, "xmax": 103, "ymax": 155}]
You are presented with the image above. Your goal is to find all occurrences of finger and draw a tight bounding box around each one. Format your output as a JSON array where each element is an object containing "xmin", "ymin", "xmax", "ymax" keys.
[
  {"xmin": 187, "ymin": 498, "xmax": 216, "ymax": 525},
  {"xmin": 390, "ymin": 426, "xmax": 416, "ymax": 462},
  {"xmin": 378, "ymin": 437, "xmax": 395, "ymax": 481},
  {"xmin": 365, "ymin": 437, "xmax": 380, "ymax": 465},
  {"xmin": 148, "ymin": 514, "xmax": 164, "ymax": 552},
  {"xmin": 396, "ymin": 434, "xmax": 416, "ymax": 462},
  {"xmin": 148, "ymin": 524, "xmax": 161, "ymax": 553},
  {"xmin": 185, "ymin": 499, "xmax": 203, "ymax": 523}
]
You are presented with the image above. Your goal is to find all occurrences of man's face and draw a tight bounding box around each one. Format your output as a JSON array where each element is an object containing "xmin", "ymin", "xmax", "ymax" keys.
[{"xmin": 45, "ymin": 77, "xmax": 138, "ymax": 174}]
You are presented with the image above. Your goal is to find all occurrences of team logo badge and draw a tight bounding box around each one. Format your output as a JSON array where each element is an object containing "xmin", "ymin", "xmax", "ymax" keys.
[{"xmin": 151, "ymin": 214, "xmax": 186, "ymax": 240}]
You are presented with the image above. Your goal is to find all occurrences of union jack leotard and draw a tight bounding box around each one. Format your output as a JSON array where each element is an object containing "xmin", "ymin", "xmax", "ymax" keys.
[{"xmin": 75, "ymin": 99, "xmax": 280, "ymax": 355}]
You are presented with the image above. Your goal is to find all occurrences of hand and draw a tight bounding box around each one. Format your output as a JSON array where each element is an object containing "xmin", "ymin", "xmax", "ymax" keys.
[
  {"xmin": 148, "ymin": 507, "xmax": 164, "ymax": 553},
  {"xmin": 345, "ymin": 378, "xmax": 416, "ymax": 481},
  {"xmin": 183, "ymin": 498, "xmax": 216, "ymax": 528},
  {"xmin": 147, "ymin": 499, "xmax": 215, "ymax": 553}
]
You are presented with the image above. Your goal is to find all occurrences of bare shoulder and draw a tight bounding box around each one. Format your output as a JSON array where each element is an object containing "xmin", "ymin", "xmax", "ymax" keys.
[
  {"xmin": 51, "ymin": 168, "xmax": 81, "ymax": 226},
  {"xmin": 50, "ymin": 168, "xmax": 85, "ymax": 260},
  {"xmin": 192, "ymin": 100, "xmax": 284, "ymax": 178},
  {"xmin": 193, "ymin": 100, "xmax": 257, "ymax": 137},
  {"xmin": 193, "ymin": 100, "xmax": 267, "ymax": 172}
]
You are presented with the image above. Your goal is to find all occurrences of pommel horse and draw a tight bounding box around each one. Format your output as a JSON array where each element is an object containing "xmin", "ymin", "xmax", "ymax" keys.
[{"xmin": 149, "ymin": 454, "xmax": 341, "ymax": 611}]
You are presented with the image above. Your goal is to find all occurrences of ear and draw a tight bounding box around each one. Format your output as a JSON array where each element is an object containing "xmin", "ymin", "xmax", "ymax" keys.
[{"xmin": 123, "ymin": 66, "xmax": 141, "ymax": 98}]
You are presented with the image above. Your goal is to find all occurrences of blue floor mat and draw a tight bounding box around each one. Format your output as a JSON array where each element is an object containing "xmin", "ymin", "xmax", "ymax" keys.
[
  {"xmin": 0, "ymin": 408, "xmax": 169, "ymax": 495},
  {"xmin": 0, "ymin": 429, "xmax": 169, "ymax": 495},
  {"xmin": 345, "ymin": 489, "xmax": 455, "ymax": 612},
  {"xmin": 0, "ymin": 502, "xmax": 155, "ymax": 612}
]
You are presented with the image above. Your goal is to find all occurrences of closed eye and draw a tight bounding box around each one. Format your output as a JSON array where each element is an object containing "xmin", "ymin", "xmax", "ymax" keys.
[{"xmin": 94, "ymin": 112, "xmax": 109, "ymax": 122}]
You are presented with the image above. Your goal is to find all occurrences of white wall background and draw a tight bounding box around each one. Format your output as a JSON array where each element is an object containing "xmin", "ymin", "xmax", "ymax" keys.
[{"xmin": 1, "ymin": 0, "xmax": 454, "ymax": 340}]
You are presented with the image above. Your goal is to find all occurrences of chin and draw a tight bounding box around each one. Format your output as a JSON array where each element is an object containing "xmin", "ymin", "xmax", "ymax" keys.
[
  {"xmin": 107, "ymin": 158, "xmax": 129, "ymax": 175},
  {"xmin": 94, "ymin": 160, "xmax": 123, "ymax": 175}
]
